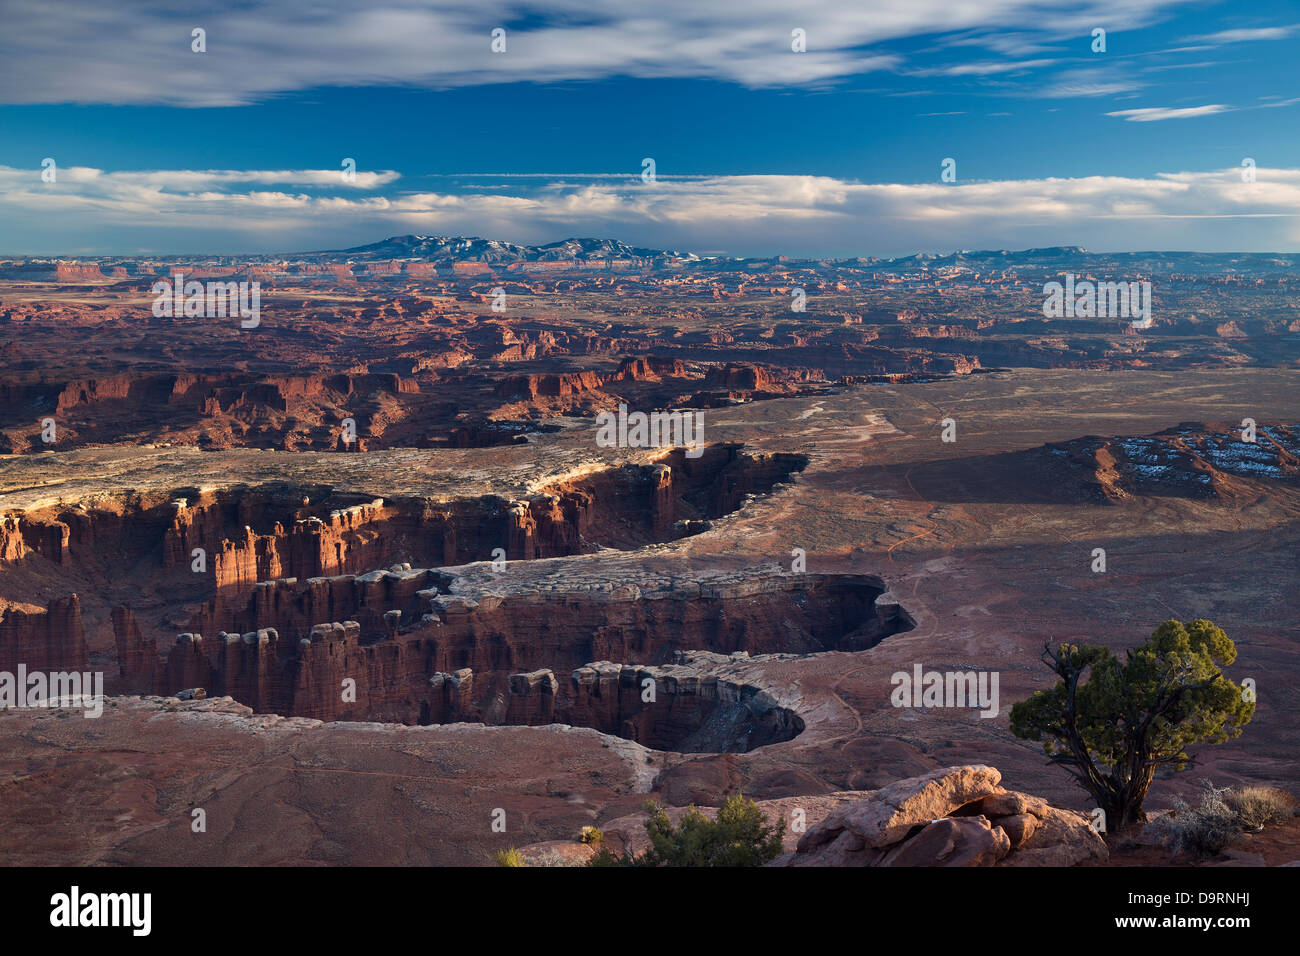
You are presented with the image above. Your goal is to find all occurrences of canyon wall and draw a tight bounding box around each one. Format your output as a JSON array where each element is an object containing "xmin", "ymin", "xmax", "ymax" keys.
[
  {"xmin": 2, "ymin": 450, "xmax": 809, "ymax": 709},
  {"xmin": 111, "ymin": 607, "xmax": 156, "ymax": 691},
  {"xmin": 152, "ymin": 572, "xmax": 910, "ymax": 748},
  {"xmin": 0, "ymin": 596, "xmax": 88, "ymax": 674},
  {"xmin": 510, "ymin": 659, "xmax": 806, "ymax": 752}
]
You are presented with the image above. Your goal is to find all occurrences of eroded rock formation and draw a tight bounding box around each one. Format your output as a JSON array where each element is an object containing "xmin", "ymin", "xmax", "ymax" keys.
[
  {"xmin": 149, "ymin": 568, "xmax": 910, "ymax": 747},
  {"xmin": 772, "ymin": 765, "xmax": 1108, "ymax": 867}
]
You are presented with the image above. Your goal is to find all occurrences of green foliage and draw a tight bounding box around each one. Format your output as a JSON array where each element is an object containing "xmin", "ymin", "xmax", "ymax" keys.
[
  {"xmin": 579, "ymin": 825, "xmax": 603, "ymax": 846},
  {"xmin": 642, "ymin": 795, "xmax": 786, "ymax": 867},
  {"xmin": 1010, "ymin": 619, "xmax": 1254, "ymax": 829},
  {"xmin": 586, "ymin": 845, "xmax": 631, "ymax": 867},
  {"xmin": 585, "ymin": 794, "xmax": 785, "ymax": 867},
  {"xmin": 493, "ymin": 847, "xmax": 525, "ymax": 867}
]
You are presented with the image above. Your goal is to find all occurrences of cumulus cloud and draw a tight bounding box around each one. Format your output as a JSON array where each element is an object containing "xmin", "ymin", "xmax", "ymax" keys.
[
  {"xmin": 0, "ymin": 0, "xmax": 1198, "ymax": 105},
  {"xmin": 2, "ymin": 164, "xmax": 1297, "ymax": 257}
]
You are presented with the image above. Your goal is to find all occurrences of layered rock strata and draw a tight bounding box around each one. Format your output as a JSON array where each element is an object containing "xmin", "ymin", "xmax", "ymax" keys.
[{"xmin": 148, "ymin": 566, "xmax": 910, "ymax": 748}]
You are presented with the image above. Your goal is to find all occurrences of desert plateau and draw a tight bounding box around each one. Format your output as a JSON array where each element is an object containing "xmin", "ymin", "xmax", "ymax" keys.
[{"xmin": 2, "ymin": 2, "xmax": 1297, "ymax": 939}]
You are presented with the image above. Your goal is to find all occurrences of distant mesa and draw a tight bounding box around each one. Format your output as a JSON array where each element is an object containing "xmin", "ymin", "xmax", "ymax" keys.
[
  {"xmin": 879, "ymin": 246, "xmax": 1089, "ymax": 266},
  {"xmin": 1046, "ymin": 422, "xmax": 1300, "ymax": 502}
]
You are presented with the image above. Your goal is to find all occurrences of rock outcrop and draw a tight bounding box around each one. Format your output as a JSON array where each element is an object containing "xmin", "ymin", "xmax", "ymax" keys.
[
  {"xmin": 771, "ymin": 766, "xmax": 1108, "ymax": 867},
  {"xmin": 1045, "ymin": 422, "xmax": 1300, "ymax": 504},
  {"xmin": 55, "ymin": 261, "xmax": 107, "ymax": 282},
  {"xmin": 494, "ymin": 371, "xmax": 605, "ymax": 401},
  {"xmin": 511, "ymin": 766, "xmax": 1104, "ymax": 867}
]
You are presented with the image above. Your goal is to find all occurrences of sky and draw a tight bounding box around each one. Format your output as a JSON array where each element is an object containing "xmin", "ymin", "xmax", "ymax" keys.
[{"xmin": 0, "ymin": 0, "xmax": 1297, "ymax": 257}]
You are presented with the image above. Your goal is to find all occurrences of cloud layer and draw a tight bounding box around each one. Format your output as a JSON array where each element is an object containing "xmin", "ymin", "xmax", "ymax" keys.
[
  {"xmin": 0, "ymin": 0, "xmax": 1197, "ymax": 105},
  {"xmin": 3, "ymin": 165, "xmax": 1295, "ymax": 257}
]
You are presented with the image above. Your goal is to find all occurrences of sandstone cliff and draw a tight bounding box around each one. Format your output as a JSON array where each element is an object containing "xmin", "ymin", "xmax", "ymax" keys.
[{"xmin": 0, "ymin": 595, "xmax": 89, "ymax": 674}]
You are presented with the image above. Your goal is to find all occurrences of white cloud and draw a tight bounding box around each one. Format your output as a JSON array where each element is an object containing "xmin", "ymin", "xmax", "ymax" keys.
[
  {"xmin": 2, "ymin": 164, "xmax": 1297, "ymax": 257},
  {"xmin": 910, "ymin": 58, "xmax": 1056, "ymax": 77},
  {"xmin": 30, "ymin": 168, "xmax": 401, "ymax": 189},
  {"xmin": 1031, "ymin": 67, "xmax": 1145, "ymax": 98},
  {"xmin": 1106, "ymin": 104, "xmax": 1231, "ymax": 121},
  {"xmin": 0, "ymin": 0, "xmax": 1199, "ymax": 105},
  {"xmin": 1183, "ymin": 24, "xmax": 1300, "ymax": 45}
]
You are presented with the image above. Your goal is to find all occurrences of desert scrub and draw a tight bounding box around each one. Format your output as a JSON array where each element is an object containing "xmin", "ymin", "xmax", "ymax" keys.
[
  {"xmin": 586, "ymin": 794, "xmax": 784, "ymax": 867},
  {"xmin": 1223, "ymin": 786, "xmax": 1295, "ymax": 830},
  {"xmin": 1153, "ymin": 780, "xmax": 1294, "ymax": 859},
  {"xmin": 493, "ymin": 848, "xmax": 525, "ymax": 867}
]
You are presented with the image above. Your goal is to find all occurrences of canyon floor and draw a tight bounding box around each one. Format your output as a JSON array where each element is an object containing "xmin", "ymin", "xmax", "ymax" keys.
[{"xmin": 2, "ymin": 366, "xmax": 1296, "ymax": 865}]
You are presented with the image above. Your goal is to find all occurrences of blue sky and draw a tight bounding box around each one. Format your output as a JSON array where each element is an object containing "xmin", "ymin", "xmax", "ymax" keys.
[{"xmin": 0, "ymin": 0, "xmax": 1297, "ymax": 257}]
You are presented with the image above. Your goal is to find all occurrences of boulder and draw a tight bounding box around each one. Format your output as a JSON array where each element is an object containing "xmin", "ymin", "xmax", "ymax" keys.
[
  {"xmin": 998, "ymin": 806, "xmax": 1108, "ymax": 866},
  {"xmin": 995, "ymin": 812, "xmax": 1039, "ymax": 849},
  {"xmin": 776, "ymin": 828, "xmax": 886, "ymax": 867},
  {"xmin": 798, "ymin": 765, "xmax": 1002, "ymax": 851},
  {"xmin": 971, "ymin": 790, "xmax": 1048, "ymax": 819},
  {"xmin": 775, "ymin": 766, "xmax": 1109, "ymax": 868},
  {"xmin": 879, "ymin": 815, "xmax": 1011, "ymax": 867}
]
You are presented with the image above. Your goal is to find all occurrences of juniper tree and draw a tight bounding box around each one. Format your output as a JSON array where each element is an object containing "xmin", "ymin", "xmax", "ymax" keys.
[{"xmin": 1010, "ymin": 619, "xmax": 1254, "ymax": 832}]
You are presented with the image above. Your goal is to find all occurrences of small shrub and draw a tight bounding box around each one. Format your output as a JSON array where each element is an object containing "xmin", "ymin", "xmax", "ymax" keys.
[
  {"xmin": 587, "ymin": 795, "xmax": 784, "ymax": 867},
  {"xmin": 1154, "ymin": 781, "xmax": 1244, "ymax": 859},
  {"xmin": 587, "ymin": 845, "xmax": 631, "ymax": 867},
  {"xmin": 579, "ymin": 826, "xmax": 603, "ymax": 845},
  {"xmin": 494, "ymin": 847, "xmax": 525, "ymax": 867},
  {"xmin": 1224, "ymin": 786, "xmax": 1294, "ymax": 830}
]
